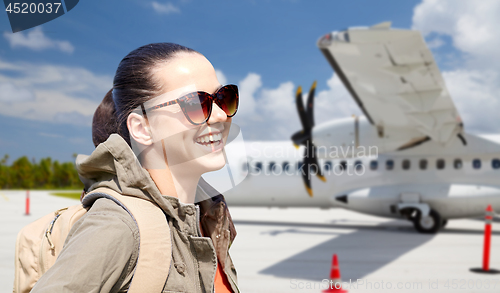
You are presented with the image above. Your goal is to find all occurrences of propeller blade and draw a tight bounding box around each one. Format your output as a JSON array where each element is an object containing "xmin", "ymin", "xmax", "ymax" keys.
[
  {"xmin": 291, "ymin": 130, "xmax": 309, "ymax": 147},
  {"xmin": 293, "ymin": 82, "xmax": 326, "ymax": 198},
  {"xmin": 295, "ymin": 86, "xmax": 310, "ymax": 131},
  {"xmin": 306, "ymin": 81, "xmax": 317, "ymax": 127},
  {"xmin": 306, "ymin": 142, "xmax": 326, "ymax": 182},
  {"xmin": 301, "ymin": 147, "xmax": 313, "ymax": 197},
  {"xmin": 312, "ymin": 159, "xmax": 326, "ymax": 182}
]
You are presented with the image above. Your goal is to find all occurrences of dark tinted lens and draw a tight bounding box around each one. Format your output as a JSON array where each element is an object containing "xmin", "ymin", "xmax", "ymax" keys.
[
  {"xmin": 182, "ymin": 92, "xmax": 210, "ymax": 124},
  {"xmin": 216, "ymin": 85, "xmax": 239, "ymax": 117}
]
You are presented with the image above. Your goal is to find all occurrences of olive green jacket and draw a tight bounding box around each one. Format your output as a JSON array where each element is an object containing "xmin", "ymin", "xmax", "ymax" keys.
[{"xmin": 31, "ymin": 134, "xmax": 239, "ymax": 293}]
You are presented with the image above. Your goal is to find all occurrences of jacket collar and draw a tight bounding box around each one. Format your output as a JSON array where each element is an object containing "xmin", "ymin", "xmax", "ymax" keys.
[
  {"xmin": 76, "ymin": 134, "xmax": 185, "ymax": 223},
  {"xmin": 76, "ymin": 133, "xmax": 236, "ymax": 247}
]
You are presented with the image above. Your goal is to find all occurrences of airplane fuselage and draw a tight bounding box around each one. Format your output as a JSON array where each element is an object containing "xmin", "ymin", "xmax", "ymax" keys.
[{"xmin": 221, "ymin": 123, "xmax": 500, "ymax": 221}]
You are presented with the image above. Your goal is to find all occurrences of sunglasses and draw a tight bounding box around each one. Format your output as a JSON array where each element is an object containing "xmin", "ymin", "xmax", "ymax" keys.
[{"xmin": 144, "ymin": 84, "xmax": 239, "ymax": 125}]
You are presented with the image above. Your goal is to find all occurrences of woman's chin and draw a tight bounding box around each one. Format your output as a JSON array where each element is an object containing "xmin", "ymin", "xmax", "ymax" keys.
[{"xmin": 199, "ymin": 153, "xmax": 226, "ymax": 173}]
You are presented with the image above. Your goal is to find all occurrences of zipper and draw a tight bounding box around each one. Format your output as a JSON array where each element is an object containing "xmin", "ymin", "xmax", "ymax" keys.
[
  {"xmin": 213, "ymin": 260, "xmax": 217, "ymax": 293},
  {"xmin": 227, "ymin": 272, "xmax": 240, "ymax": 293},
  {"xmin": 196, "ymin": 205, "xmax": 219, "ymax": 293},
  {"xmin": 195, "ymin": 205, "xmax": 202, "ymax": 237}
]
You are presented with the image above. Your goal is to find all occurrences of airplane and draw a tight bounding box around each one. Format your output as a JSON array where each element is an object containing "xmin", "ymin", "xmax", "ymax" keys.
[{"xmin": 202, "ymin": 22, "xmax": 500, "ymax": 234}]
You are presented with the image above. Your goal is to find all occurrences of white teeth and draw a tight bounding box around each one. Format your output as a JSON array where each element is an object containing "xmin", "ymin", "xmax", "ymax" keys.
[{"xmin": 196, "ymin": 133, "xmax": 222, "ymax": 144}]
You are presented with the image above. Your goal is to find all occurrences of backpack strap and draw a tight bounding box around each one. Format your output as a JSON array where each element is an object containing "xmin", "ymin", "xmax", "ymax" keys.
[{"xmin": 83, "ymin": 188, "xmax": 171, "ymax": 293}]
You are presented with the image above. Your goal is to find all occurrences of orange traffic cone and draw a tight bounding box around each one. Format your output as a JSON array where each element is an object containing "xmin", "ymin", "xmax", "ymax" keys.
[
  {"xmin": 322, "ymin": 254, "xmax": 348, "ymax": 292},
  {"xmin": 470, "ymin": 205, "xmax": 500, "ymax": 274}
]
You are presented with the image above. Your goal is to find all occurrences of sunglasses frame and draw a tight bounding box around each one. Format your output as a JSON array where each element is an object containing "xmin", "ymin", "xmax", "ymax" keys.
[{"xmin": 144, "ymin": 84, "xmax": 239, "ymax": 125}]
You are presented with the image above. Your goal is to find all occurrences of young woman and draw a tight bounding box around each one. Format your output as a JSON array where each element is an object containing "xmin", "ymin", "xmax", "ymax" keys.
[{"xmin": 32, "ymin": 43, "xmax": 240, "ymax": 292}]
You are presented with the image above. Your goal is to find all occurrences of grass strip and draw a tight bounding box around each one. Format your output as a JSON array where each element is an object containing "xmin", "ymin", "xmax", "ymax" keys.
[{"xmin": 50, "ymin": 192, "xmax": 82, "ymax": 200}]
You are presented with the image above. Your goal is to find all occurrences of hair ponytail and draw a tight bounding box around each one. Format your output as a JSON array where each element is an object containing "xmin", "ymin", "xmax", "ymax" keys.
[
  {"xmin": 91, "ymin": 43, "xmax": 199, "ymax": 148},
  {"xmin": 92, "ymin": 89, "xmax": 119, "ymax": 147}
]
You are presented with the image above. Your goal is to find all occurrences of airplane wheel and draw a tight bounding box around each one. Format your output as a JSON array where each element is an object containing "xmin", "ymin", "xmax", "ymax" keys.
[
  {"xmin": 413, "ymin": 209, "xmax": 441, "ymax": 234},
  {"xmin": 441, "ymin": 219, "xmax": 448, "ymax": 228}
]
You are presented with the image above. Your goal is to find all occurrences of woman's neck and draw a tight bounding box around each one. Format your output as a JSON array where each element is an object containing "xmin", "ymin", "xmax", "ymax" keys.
[
  {"xmin": 138, "ymin": 140, "xmax": 203, "ymax": 204},
  {"xmin": 147, "ymin": 166, "xmax": 200, "ymax": 204}
]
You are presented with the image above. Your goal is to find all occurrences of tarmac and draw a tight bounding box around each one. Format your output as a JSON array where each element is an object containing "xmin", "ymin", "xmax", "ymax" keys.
[{"xmin": 1, "ymin": 190, "xmax": 500, "ymax": 293}]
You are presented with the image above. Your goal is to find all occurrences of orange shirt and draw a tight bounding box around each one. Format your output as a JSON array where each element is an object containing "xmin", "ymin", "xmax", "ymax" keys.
[
  {"xmin": 200, "ymin": 223, "xmax": 233, "ymax": 293},
  {"xmin": 214, "ymin": 260, "xmax": 233, "ymax": 293}
]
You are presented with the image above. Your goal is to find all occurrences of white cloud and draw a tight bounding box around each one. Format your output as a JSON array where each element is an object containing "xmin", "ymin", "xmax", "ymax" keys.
[
  {"xmin": 426, "ymin": 37, "xmax": 444, "ymax": 49},
  {"xmin": 3, "ymin": 27, "xmax": 74, "ymax": 54},
  {"xmin": 412, "ymin": 0, "xmax": 500, "ymax": 134},
  {"xmin": 443, "ymin": 69, "xmax": 500, "ymax": 134},
  {"xmin": 236, "ymin": 73, "xmax": 261, "ymax": 119},
  {"xmin": 413, "ymin": 0, "xmax": 500, "ymax": 68},
  {"xmin": 151, "ymin": 2, "xmax": 180, "ymax": 14},
  {"xmin": 0, "ymin": 59, "xmax": 112, "ymax": 126},
  {"xmin": 0, "ymin": 82, "xmax": 35, "ymax": 103},
  {"xmin": 232, "ymin": 72, "xmax": 297, "ymax": 140},
  {"xmin": 260, "ymin": 81, "xmax": 296, "ymax": 122},
  {"xmin": 315, "ymin": 74, "xmax": 361, "ymax": 124},
  {"xmin": 232, "ymin": 72, "xmax": 360, "ymax": 141},
  {"xmin": 215, "ymin": 69, "xmax": 227, "ymax": 85}
]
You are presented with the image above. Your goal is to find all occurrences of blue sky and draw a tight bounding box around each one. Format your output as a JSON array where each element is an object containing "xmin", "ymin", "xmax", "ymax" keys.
[{"xmin": 1, "ymin": 0, "xmax": 499, "ymax": 162}]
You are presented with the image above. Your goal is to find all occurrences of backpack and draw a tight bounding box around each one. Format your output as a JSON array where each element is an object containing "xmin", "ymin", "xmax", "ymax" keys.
[{"xmin": 13, "ymin": 187, "xmax": 171, "ymax": 293}]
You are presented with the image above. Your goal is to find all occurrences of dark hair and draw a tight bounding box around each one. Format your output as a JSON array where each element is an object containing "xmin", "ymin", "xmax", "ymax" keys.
[{"xmin": 92, "ymin": 43, "xmax": 199, "ymax": 147}]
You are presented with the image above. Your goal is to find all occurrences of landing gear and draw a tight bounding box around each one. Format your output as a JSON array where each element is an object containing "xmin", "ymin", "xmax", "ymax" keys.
[
  {"xmin": 412, "ymin": 209, "xmax": 442, "ymax": 234},
  {"xmin": 441, "ymin": 219, "xmax": 448, "ymax": 228}
]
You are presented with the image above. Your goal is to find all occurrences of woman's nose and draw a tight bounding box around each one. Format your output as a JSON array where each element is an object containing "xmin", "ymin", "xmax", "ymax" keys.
[{"xmin": 207, "ymin": 102, "xmax": 227, "ymax": 124}]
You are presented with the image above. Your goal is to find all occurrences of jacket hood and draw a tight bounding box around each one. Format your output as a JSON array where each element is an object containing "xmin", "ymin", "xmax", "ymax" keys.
[
  {"xmin": 76, "ymin": 133, "xmax": 182, "ymax": 221},
  {"xmin": 76, "ymin": 133, "xmax": 237, "ymax": 245}
]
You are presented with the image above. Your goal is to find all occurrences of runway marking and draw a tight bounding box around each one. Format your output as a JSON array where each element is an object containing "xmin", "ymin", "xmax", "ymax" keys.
[{"xmin": 0, "ymin": 191, "xmax": 9, "ymax": 201}]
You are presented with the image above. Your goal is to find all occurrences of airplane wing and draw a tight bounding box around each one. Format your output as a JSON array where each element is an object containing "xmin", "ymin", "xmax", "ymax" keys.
[{"xmin": 317, "ymin": 22, "xmax": 463, "ymax": 145}]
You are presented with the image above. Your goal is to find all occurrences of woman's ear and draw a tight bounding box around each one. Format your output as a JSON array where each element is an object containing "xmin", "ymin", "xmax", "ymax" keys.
[{"xmin": 127, "ymin": 112, "xmax": 153, "ymax": 146}]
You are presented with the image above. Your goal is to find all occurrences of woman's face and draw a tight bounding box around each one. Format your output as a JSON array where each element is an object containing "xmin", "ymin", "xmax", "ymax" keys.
[{"xmin": 142, "ymin": 52, "xmax": 231, "ymax": 174}]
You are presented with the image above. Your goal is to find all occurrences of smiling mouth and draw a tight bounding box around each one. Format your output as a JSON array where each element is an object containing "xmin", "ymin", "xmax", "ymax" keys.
[{"xmin": 195, "ymin": 132, "xmax": 223, "ymax": 147}]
